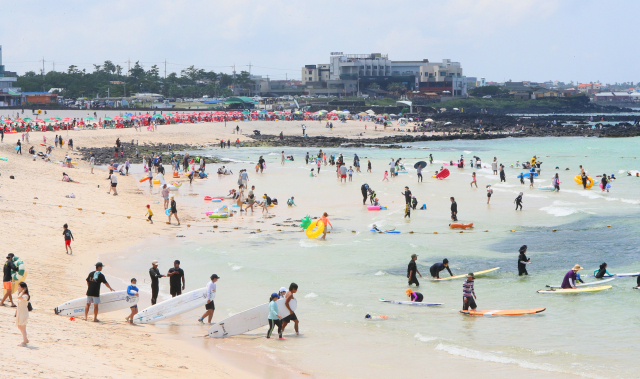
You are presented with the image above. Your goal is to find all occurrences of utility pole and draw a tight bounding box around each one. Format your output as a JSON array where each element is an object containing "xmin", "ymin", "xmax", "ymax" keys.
[
  {"xmin": 164, "ymin": 59, "xmax": 167, "ymax": 79},
  {"xmin": 232, "ymin": 63, "xmax": 236, "ymax": 95},
  {"xmin": 52, "ymin": 61, "xmax": 55, "ymax": 72},
  {"xmin": 127, "ymin": 59, "xmax": 131, "ymax": 76},
  {"xmin": 42, "ymin": 57, "xmax": 45, "ymax": 76},
  {"xmin": 248, "ymin": 62, "xmax": 252, "ymax": 75}
]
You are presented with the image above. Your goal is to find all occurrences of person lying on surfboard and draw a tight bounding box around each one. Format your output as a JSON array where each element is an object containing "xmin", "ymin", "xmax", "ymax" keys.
[
  {"xmin": 406, "ymin": 289, "xmax": 423, "ymax": 302},
  {"xmin": 371, "ymin": 224, "xmax": 395, "ymax": 233}
]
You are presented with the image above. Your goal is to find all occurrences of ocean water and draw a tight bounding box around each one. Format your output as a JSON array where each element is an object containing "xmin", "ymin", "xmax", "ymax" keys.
[{"xmin": 108, "ymin": 137, "xmax": 640, "ymax": 378}]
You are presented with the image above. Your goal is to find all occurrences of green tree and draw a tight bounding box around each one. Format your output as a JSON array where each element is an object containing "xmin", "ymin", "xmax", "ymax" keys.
[{"xmin": 367, "ymin": 82, "xmax": 381, "ymax": 90}]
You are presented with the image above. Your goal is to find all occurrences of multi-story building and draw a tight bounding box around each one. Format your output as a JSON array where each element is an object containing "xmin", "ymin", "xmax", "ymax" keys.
[
  {"xmin": 0, "ymin": 45, "xmax": 21, "ymax": 106},
  {"xmin": 302, "ymin": 53, "xmax": 467, "ymax": 97}
]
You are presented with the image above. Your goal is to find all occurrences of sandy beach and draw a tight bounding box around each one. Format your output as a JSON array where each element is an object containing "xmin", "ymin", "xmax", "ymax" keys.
[{"xmin": 0, "ymin": 115, "xmax": 635, "ymax": 378}]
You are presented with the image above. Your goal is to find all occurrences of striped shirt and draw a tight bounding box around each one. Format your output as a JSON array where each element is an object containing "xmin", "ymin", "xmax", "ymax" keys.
[{"xmin": 462, "ymin": 279, "xmax": 475, "ymax": 298}]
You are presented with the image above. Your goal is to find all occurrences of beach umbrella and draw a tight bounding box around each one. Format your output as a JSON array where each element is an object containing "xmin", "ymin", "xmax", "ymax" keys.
[
  {"xmin": 104, "ymin": 117, "xmax": 113, "ymax": 121},
  {"xmin": 414, "ymin": 161, "xmax": 427, "ymax": 169},
  {"xmin": 425, "ymin": 118, "xmax": 434, "ymax": 122},
  {"xmin": 63, "ymin": 118, "xmax": 72, "ymax": 122},
  {"xmin": 46, "ymin": 118, "xmax": 58, "ymax": 122},
  {"xmin": 342, "ymin": 110, "xmax": 350, "ymax": 113},
  {"xmin": 23, "ymin": 117, "xmax": 33, "ymax": 122},
  {"xmin": 85, "ymin": 117, "xmax": 95, "ymax": 121},
  {"xmin": 152, "ymin": 114, "xmax": 163, "ymax": 118}
]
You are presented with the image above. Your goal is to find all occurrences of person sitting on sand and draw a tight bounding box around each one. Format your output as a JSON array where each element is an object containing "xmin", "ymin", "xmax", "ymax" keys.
[{"xmin": 62, "ymin": 173, "xmax": 75, "ymax": 182}]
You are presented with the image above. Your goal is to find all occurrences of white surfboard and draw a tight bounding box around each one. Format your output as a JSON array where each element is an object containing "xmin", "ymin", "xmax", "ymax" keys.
[
  {"xmin": 54, "ymin": 291, "xmax": 138, "ymax": 316},
  {"xmin": 208, "ymin": 298, "xmax": 297, "ymax": 338},
  {"xmin": 379, "ymin": 298, "xmax": 443, "ymax": 306},
  {"xmin": 134, "ymin": 287, "xmax": 208, "ymax": 324},
  {"xmin": 546, "ymin": 277, "xmax": 615, "ymax": 289},
  {"xmin": 588, "ymin": 273, "xmax": 639, "ymax": 278}
]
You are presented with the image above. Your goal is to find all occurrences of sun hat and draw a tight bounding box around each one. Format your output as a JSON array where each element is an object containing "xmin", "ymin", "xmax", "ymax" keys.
[
  {"xmin": 572, "ymin": 264, "xmax": 584, "ymax": 271},
  {"xmin": 151, "ymin": 260, "xmax": 159, "ymax": 265}
]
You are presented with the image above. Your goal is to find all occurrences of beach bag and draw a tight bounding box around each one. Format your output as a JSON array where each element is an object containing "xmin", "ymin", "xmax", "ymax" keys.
[{"xmin": 27, "ymin": 302, "xmax": 33, "ymax": 312}]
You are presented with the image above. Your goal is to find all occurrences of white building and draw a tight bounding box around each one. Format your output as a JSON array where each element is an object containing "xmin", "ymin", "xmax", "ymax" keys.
[{"xmin": 302, "ymin": 53, "xmax": 466, "ymax": 96}]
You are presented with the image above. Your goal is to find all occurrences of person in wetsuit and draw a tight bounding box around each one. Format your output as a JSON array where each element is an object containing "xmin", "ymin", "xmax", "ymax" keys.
[
  {"xmin": 430, "ymin": 259, "xmax": 453, "ymax": 279},
  {"xmin": 149, "ymin": 260, "xmax": 165, "ymax": 305},
  {"xmin": 594, "ymin": 262, "xmax": 612, "ymax": 279},
  {"xmin": 406, "ymin": 289, "xmax": 423, "ymax": 302},
  {"xmin": 518, "ymin": 245, "xmax": 531, "ymax": 276},
  {"xmin": 407, "ymin": 254, "xmax": 421, "ymax": 286},
  {"xmin": 515, "ymin": 192, "xmax": 523, "ymax": 210},
  {"xmin": 401, "ymin": 187, "xmax": 412, "ymax": 205},
  {"xmin": 361, "ymin": 183, "xmax": 369, "ymax": 205},
  {"xmin": 450, "ymin": 197, "xmax": 458, "ymax": 221}
]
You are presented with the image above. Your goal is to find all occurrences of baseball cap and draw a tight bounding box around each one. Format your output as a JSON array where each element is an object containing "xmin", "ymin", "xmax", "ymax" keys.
[
  {"xmin": 271, "ymin": 292, "xmax": 280, "ymax": 299},
  {"xmin": 152, "ymin": 260, "xmax": 159, "ymax": 265},
  {"xmin": 6, "ymin": 253, "xmax": 14, "ymax": 259},
  {"xmin": 411, "ymin": 254, "xmax": 418, "ymax": 258},
  {"xmin": 95, "ymin": 262, "xmax": 104, "ymax": 267},
  {"xmin": 279, "ymin": 287, "xmax": 287, "ymax": 293},
  {"xmin": 210, "ymin": 274, "xmax": 220, "ymax": 279}
]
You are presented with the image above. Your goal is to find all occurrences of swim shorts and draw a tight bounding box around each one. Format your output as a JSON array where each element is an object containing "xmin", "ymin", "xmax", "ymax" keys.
[
  {"xmin": 3, "ymin": 281, "xmax": 11, "ymax": 290},
  {"xmin": 65, "ymin": 240, "xmax": 71, "ymax": 246},
  {"xmin": 111, "ymin": 183, "xmax": 117, "ymax": 188},
  {"xmin": 170, "ymin": 286, "xmax": 182, "ymax": 296},
  {"xmin": 87, "ymin": 296, "xmax": 101, "ymax": 304},
  {"xmin": 282, "ymin": 312, "xmax": 297, "ymax": 322},
  {"xmin": 462, "ymin": 296, "xmax": 476, "ymax": 311},
  {"xmin": 341, "ymin": 174, "xmax": 346, "ymax": 178},
  {"xmin": 205, "ymin": 301, "xmax": 215, "ymax": 310}
]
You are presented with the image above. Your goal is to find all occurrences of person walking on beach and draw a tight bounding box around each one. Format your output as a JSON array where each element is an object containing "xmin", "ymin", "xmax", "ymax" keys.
[
  {"xmin": 167, "ymin": 260, "xmax": 185, "ymax": 297},
  {"xmin": 241, "ymin": 169, "xmax": 249, "ymax": 188},
  {"xmin": 125, "ymin": 278, "xmax": 139, "ymax": 324},
  {"xmin": 515, "ymin": 192, "xmax": 523, "ymax": 210},
  {"xmin": 246, "ymin": 185, "xmax": 256, "ymax": 213},
  {"xmin": 84, "ymin": 262, "xmax": 115, "ymax": 322},
  {"xmin": 198, "ymin": 274, "xmax": 219, "ymax": 324},
  {"xmin": 319, "ymin": 212, "xmax": 332, "ymax": 240},
  {"xmin": 462, "ymin": 273, "xmax": 477, "ymax": 311},
  {"xmin": 407, "ymin": 254, "xmax": 422, "ymax": 286},
  {"xmin": 2, "ymin": 253, "xmax": 17, "ymax": 307},
  {"xmin": 162, "ymin": 184, "xmax": 169, "ymax": 209},
  {"xmin": 470, "ymin": 172, "xmax": 477, "ymax": 188},
  {"xmin": 491, "ymin": 157, "xmax": 497, "ymax": 175},
  {"xmin": 108, "ymin": 171, "xmax": 118, "ymax": 196},
  {"xmin": 16, "ymin": 139, "xmax": 21, "ymax": 154},
  {"xmin": 281, "ymin": 283, "xmax": 299, "ymax": 335},
  {"xmin": 15, "ymin": 282, "xmax": 30, "ymax": 346},
  {"xmin": 486, "ymin": 185, "xmax": 493, "ymax": 204},
  {"xmin": 450, "ymin": 197, "xmax": 458, "ymax": 221},
  {"xmin": 90, "ymin": 154, "xmax": 95, "ymax": 174},
  {"xmin": 145, "ymin": 205, "xmax": 154, "ymax": 224},
  {"xmin": 499, "ymin": 165, "xmax": 506, "ymax": 182},
  {"xmin": 267, "ymin": 293, "xmax": 284, "ymax": 340},
  {"xmin": 167, "ymin": 196, "xmax": 180, "ymax": 225},
  {"xmin": 518, "ymin": 245, "xmax": 531, "ymax": 276},
  {"xmin": 63, "ymin": 223, "xmax": 74, "ymax": 255},
  {"xmin": 281, "ymin": 151, "xmax": 285, "ymax": 165},
  {"xmin": 149, "ymin": 260, "xmax": 165, "ymax": 305},
  {"xmin": 367, "ymin": 160, "xmax": 371, "ymax": 173},
  {"xmin": 339, "ymin": 164, "xmax": 347, "ymax": 182},
  {"xmin": 430, "ymin": 259, "xmax": 453, "ymax": 279}
]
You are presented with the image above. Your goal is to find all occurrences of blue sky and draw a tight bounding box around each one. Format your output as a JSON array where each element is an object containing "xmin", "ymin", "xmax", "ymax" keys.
[{"xmin": 2, "ymin": 0, "xmax": 638, "ymax": 84}]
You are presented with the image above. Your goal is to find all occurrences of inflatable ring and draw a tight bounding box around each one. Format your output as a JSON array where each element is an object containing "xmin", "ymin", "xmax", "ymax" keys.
[
  {"xmin": 165, "ymin": 209, "xmax": 171, "ymax": 216},
  {"xmin": 367, "ymin": 206, "xmax": 381, "ymax": 211},
  {"xmin": 10, "ymin": 256, "xmax": 26, "ymax": 294},
  {"xmin": 306, "ymin": 220, "xmax": 324, "ymax": 239},
  {"xmin": 171, "ymin": 182, "xmax": 182, "ymax": 187},
  {"xmin": 152, "ymin": 180, "xmax": 161, "ymax": 184},
  {"xmin": 209, "ymin": 213, "xmax": 229, "ymax": 218}
]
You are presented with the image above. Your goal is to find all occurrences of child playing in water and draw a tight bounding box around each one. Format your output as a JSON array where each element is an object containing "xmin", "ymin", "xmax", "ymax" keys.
[
  {"xmin": 319, "ymin": 212, "xmax": 333, "ymax": 240},
  {"xmin": 486, "ymin": 185, "xmax": 493, "ymax": 204},
  {"xmin": 383, "ymin": 171, "xmax": 389, "ymax": 181},
  {"xmin": 287, "ymin": 197, "xmax": 297, "ymax": 207},
  {"xmin": 367, "ymin": 160, "xmax": 371, "ymax": 173},
  {"xmin": 145, "ymin": 204, "xmax": 153, "ymax": 224},
  {"xmin": 470, "ymin": 172, "xmax": 477, "ymax": 188},
  {"xmin": 404, "ymin": 203, "xmax": 411, "ymax": 218},
  {"xmin": 309, "ymin": 168, "xmax": 316, "ymax": 177},
  {"xmin": 125, "ymin": 278, "xmax": 139, "ymax": 324}
]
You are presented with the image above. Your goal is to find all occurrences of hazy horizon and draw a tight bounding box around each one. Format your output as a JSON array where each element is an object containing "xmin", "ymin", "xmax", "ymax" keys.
[{"xmin": 2, "ymin": 0, "xmax": 638, "ymax": 85}]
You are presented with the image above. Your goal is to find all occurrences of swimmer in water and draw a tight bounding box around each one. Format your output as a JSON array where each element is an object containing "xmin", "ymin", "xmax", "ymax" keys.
[{"xmin": 371, "ymin": 224, "xmax": 395, "ymax": 233}]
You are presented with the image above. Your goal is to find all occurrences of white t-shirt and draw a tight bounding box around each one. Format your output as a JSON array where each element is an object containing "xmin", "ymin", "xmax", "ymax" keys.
[
  {"xmin": 111, "ymin": 174, "xmax": 118, "ymax": 184},
  {"xmin": 206, "ymin": 281, "xmax": 217, "ymax": 301}
]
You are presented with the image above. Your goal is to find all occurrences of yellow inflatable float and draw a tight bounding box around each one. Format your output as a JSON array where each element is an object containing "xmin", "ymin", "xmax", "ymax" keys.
[
  {"xmin": 574, "ymin": 175, "xmax": 594, "ymax": 189},
  {"xmin": 306, "ymin": 220, "xmax": 324, "ymax": 239}
]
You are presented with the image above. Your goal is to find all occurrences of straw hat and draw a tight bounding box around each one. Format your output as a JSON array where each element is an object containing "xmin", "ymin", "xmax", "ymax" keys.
[{"xmin": 572, "ymin": 264, "xmax": 583, "ymax": 271}]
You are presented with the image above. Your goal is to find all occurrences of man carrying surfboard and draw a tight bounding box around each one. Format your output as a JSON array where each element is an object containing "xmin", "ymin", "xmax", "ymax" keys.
[
  {"xmin": 281, "ymin": 283, "xmax": 299, "ymax": 336},
  {"xmin": 430, "ymin": 259, "xmax": 453, "ymax": 279},
  {"xmin": 84, "ymin": 262, "xmax": 115, "ymax": 322},
  {"xmin": 462, "ymin": 273, "xmax": 477, "ymax": 311},
  {"xmin": 198, "ymin": 274, "xmax": 219, "ymax": 324}
]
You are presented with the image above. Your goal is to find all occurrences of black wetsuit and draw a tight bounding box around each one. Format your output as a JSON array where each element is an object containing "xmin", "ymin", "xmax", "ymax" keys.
[
  {"xmin": 515, "ymin": 195, "xmax": 523, "ymax": 210},
  {"xmin": 402, "ymin": 190, "xmax": 412, "ymax": 205},
  {"xmin": 430, "ymin": 262, "xmax": 453, "ymax": 279},
  {"xmin": 518, "ymin": 252, "xmax": 530, "ymax": 276},
  {"xmin": 407, "ymin": 260, "xmax": 419, "ymax": 286},
  {"xmin": 594, "ymin": 267, "xmax": 608, "ymax": 279},
  {"xmin": 451, "ymin": 201, "xmax": 458, "ymax": 221},
  {"xmin": 149, "ymin": 267, "xmax": 163, "ymax": 305},
  {"xmin": 361, "ymin": 184, "xmax": 369, "ymax": 205}
]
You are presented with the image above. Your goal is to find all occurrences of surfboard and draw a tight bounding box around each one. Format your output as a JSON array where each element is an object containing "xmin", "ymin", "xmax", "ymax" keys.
[
  {"xmin": 55, "ymin": 291, "xmax": 139, "ymax": 316},
  {"xmin": 546, "ymin": 277, "xmax": 615, "ymax": 289},
  {"xmin": 432, "ymin": 267, "xmax": 500, "ymax": 281},
  {"xmin": 517, "ymin": 172, "xmax": 538, "ymax": 178},
  {"xmin": 460, "ymin": 308, "xmax": 545, "ymax": 316},
  {"xmin": 379, "ymin": 298, "xmax": 443, "ymax": 306},
  {"xmin": 537, "ymin": 285, "xmax": 612, "ymax": 294},
  {"xmin": 588, "ymin": 273, "xmax": 639, "ymax": 278},
  {"xmin": 208, "ymin": 298, "xmax": 297, "ymax": 338},
  {"xmin": 134, "ymin": 287, "xmax": 208, "ymax": 324},
  {"xmin": 537, "ymin": 186, "xmax": 555, "ymax": 191},
  {"xmin": 370, "ymin": 229, "xmax": 401, "ymax": 234}
]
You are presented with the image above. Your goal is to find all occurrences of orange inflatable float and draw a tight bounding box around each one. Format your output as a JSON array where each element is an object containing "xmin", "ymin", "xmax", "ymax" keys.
[{"xmin": 449, "ymin": 223, "xmax": 474, "ymax": 229}]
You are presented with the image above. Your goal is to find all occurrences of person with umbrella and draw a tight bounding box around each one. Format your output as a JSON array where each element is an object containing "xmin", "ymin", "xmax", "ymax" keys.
[{"xmin": 414, "ymin": 161, "xmax": 426, "ymax": 182}]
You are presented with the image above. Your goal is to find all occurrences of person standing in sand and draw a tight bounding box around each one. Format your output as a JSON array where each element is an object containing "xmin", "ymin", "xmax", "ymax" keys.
[
  {"xmin": 281, "ymin": 151, "xmax": 285, "ymax": 165},
  {"xmin": 84, "ymin": 262, "xmax": 115, "ymax": 322},
  {"xmin": 198, "ymin": 274, "xmax": 219, "ymax": 324},
  {"xmin": 167, "ymin": 260, "xmax": 185, "ymax": 297},
  {"xmin": 2, "ymin": 253, "xmax": 17, "ymax": 307},
  {"xmin": 246, "ymin": 185, "xmax": 256, "ymax": 213},
  {"xmin": 149, "ymin": 260, "xmax": 165, "ymax": 305},
  {"xmin": 450, "ymin": 197, "xmax": 458, "ymax": 221},
  {"xmin": 125, "ymin": 278, "xmax": 139, "ymax": 324},
  {"xmin": 63, "ymin": 223, "xmax": 74, "ymax": 255},
  {"xmin": 491, "ymin": 157, "xmax": 498, "ymax": 175},
  {"xmin": 161, "ymin": 184, "xmax": 170, "ymax": 210},
  {"xmin": 15, "ymin": 282, "xmax": 30, "ymax": 346},
  {"xmin": 281, "ymin": 283, "xmax": 299, "ymax": 335},
  {"xmin": 167, "ymin": 196, "xmax": 180, "ymax": 225}
]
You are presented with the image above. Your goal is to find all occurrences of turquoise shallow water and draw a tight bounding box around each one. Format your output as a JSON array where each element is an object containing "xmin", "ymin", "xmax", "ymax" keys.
[{"xmin": 109, "ymin": 137, "xmax": 640, "ymax": 378}]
